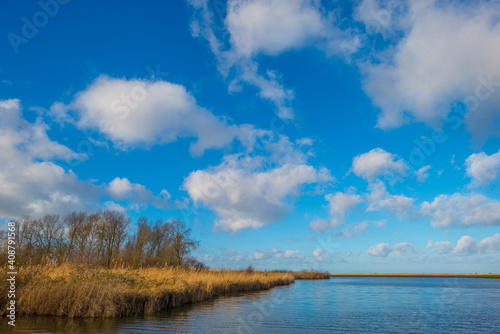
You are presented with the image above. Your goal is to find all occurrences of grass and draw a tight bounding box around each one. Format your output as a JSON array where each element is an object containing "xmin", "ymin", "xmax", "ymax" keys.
[
  {"xmin": 291, "ymin": 270, "xmax": 331, "ymax": 280},
  {"xmin": 0, "ymin": 264, "xmax": 295, "ymax": 318}
]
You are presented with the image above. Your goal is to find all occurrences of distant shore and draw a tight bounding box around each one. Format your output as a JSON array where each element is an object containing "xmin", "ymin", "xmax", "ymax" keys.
[{"xmin": 330, "ymin": 273, "xmax": 500, "ymax": 279}]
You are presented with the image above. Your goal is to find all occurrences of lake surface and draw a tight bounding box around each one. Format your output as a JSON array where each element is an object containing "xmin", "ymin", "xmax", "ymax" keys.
[{"xmin": 4, "ymin": 277, "xmax": 500, "ymax": 333}]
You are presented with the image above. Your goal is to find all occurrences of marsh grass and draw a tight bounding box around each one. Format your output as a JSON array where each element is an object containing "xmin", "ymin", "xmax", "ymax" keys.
[
  {"xmin": 291, "ymin": 270, "xmax": 331, "ymax": 280},
  {"xmin": 0, "ymin": 264, "xmax": 294, "ymax": 318}
]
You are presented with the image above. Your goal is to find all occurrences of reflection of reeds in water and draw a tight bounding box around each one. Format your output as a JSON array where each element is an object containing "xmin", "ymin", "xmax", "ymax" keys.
[{"xmin": 0, "ymin": 265, "xmax": 294, "ymax": 318}]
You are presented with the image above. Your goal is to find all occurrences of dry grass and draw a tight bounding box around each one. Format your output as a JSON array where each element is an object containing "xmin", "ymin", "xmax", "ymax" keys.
[
  {"xmin": 0, "ymin": 265, "xmax": 294, "ymax": 318},
  {"xmin": 291, "ymin": 270, "xmax": 331, "ymax": 280}
]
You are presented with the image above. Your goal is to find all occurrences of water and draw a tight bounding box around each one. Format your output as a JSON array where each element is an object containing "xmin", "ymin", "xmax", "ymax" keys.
[{"xmin": 4, "ymin": 277, "xmax": 500, "ymax": 333}]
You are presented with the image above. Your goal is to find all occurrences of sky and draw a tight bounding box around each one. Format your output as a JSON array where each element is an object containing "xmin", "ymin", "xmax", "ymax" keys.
[{"xmin": 1, "ymin": 0, "xmax": 500, "ymax": 273}]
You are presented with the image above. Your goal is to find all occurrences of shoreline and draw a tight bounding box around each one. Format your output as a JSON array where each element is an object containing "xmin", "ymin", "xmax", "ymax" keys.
[
  {"xmin": 330, "ymin": 273, "xmax": 500, "ymax": 279},
  {"xmin": 0, "ymin": 266, "xmax": 329, "ymax": 318}
]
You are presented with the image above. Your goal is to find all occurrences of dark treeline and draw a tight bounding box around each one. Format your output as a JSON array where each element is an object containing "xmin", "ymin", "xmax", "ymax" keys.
[{"xmin": 0, "ymin": 210, "xmax": 203, "ymax": 269}]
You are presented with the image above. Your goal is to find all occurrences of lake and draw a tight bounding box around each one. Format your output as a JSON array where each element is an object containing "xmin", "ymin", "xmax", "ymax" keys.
[{"xmin": 4, "ymin": 277, "xmax": 500, "ymax": 333}]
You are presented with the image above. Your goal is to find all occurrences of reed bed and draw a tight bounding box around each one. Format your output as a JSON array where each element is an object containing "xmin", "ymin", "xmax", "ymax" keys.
[
  {"xmin": 0, "ymin": 265, "xmax": 294, "ymax": 318},
  {"xmin": 291, "ymin": 270, "xmax": 331, "ymax": 280}
]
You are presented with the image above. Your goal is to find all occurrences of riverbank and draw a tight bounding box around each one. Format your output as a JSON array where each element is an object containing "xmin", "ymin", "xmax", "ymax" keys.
[
  {"xmin": 0, "ymin": 265, "xmax": 295, "ymax": 318},
  {"xmin": 330, "ymin": 273, "xmax": 500, "ymax": 279},
  {"xmin": 292, "ymin": 271, "xmax": 331, "ymax": 279}
]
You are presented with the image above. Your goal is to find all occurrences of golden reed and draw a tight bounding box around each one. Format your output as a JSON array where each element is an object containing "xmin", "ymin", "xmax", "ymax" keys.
[{"xmin": 0, "ymin": 264, "xmax": 295, "ymax": 318}]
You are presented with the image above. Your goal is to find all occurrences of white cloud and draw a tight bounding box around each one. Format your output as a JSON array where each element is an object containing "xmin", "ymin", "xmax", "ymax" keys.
[
  {"xmin": 391, "ymin": 242, "xmax": 415, "ymax": 256},
  {"xmin": 276, "ymin": 250, "xmax": 300, "ymax": 259},
  {"xmin": 106, "ymin": 177, "xmax": 170, "ymax": 208},
  {"xmin": 313, "ymin": 248, "xmax": 324, "ymax": 257},
  {"xmin": 336, "ymin": 219, "xmax": 386, "ymax": 239},
  {"xmin": 250, "ymin": 251, "xmax": 268, "ymax": 260},
  {"xmin": 352, "ymin": 148, "xmax": 408, "ymax": 182},
  {"xmin": 184, "ymin": 153, "xmax": 330, "ymax": 233},
  {"xmin": 466, "ymin": 150, "xmax": 500, "ymax": 186},
  {"xmin": 361, "ymin": 0, "xmax": 500, "ymax": 138},
  {"xmin": 354, "ymin": 0, "xmax": 406, "ymax": 37},
  {"xmin": 367, "ymin": 243, "xmax": 392, "ymax": 257},
  {"xmin": 427, "ymin": 240, "xmax": 453, "ymax": 254},
  {"xmin": 59, "ymin": 75, "xmax": 264, "ymax": 156},
  {"xmin": 0, "ymin": 99, "xmax": 99, "ymax": 218},
  {"xmin": 326, "ymin": 189, "xmax": 362, "ymax": 216},
  {"xmin": 367, "ymin": 241, "xmax": 415, "ymax": 257},
  {"xmin": 309, "ymin": 218, "xmax": 342, "ymax": 232},
  {"xmin": 367, "ymin": 181, "xmax": 416, "ymax": 219},
  {"xmin": 336, "ymin": 221, "xmax": 370, "ymax": 239},
  {"xmin": 452, "ymin": 234, "xmax": 500, "ymax": 255},
  {"xmin": 104, "ymin": 201, "xmax": 127, "ymax": 214},
  {"xmin": 0, "ymin": 98, "xmax": 176, "ymax": 219},
  {"xmin": 415, "ymin": 165, "xmax": 431, "ymax": 183},
  {"xmin": 188, "ymin": 0, "xmax": 360, "ymax": 119},
  {"xmin": 310, "ymin": 188, "xmax": 362, "ymax": 232},
  {"xmin": 225, "ymin": 0, "xmax": 325, "ymax": 57},
  {"xmin": 420, "ymin": 193, "xmax": 500, "ymax": 228}
]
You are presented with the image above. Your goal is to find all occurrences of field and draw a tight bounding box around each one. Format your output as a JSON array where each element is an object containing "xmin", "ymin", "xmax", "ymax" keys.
[{"xmin": 0, "ymin": 265, "xmax": 295, "ymax": 318}]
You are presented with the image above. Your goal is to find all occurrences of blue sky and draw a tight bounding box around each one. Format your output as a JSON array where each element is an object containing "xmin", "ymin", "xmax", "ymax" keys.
[{"xmin": 1, "ymin": 0, "xmax": 500, "ymax": 273}]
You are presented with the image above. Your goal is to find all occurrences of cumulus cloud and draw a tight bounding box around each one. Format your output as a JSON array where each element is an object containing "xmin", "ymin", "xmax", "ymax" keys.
[
  {"xmin": 0, "ymin": 99, "xmax": 100, "ymax": 218},
  {"xmin": 452, "ymin": 234, "xmax": 500, "ymax": 255},
  {"xmin": 420, "ymin": 193, "xmax": 500, "ymax": 228},
  {"xmin": 336, "ymin": 221, "xmax": 370, "ymax": 239},
  {"xmin": 367, "ymin": 181, "xmax": 417, "ymax": 219},
  {"xmin": 427, "ymin": 240, "xmax": 453, "ymax": 254},
  {"xmin": 250, "ymin": 251, "xmax": 268, "ymax": 260},
  {"xmin": 225, "ymin": 0, "xmax": 325, "ymax": 57},
  {"xmin": 352, "ymin": 148, "xmax": 408, "ymax": 182},
  {"xmin": 313, "ymin": 248, "xmax": 325, "ymax": 257},
  {"xmin": 354, "ymin": 0, "xmax": 407, "ymax": 37},
  {"xmin": 466, "ymin": 150, "xmax": 500, "ymax": 186},
  {"xmin": 367, "ymin": 243, "xmax": 392, "ymax": 257},
  {"xmin": 309, "ymin": 218, "xmax": 342, "ymax": 233},
  {"xmin": 326, "ymin": 189, "xmax": 363, "ymax": 217},
  {"xmin": 56, "ymin": 75, "xmax": 264, "ymax": 156},
  {"xmin": 184, "ymin": 151, "xmax": 331, "ymax": 233},
  {"xmin": 106, "ymin": 177, "xmax": 170, "ymax": 208},
  {"xmin": 0, "ymin": 98, "xmax": 178, "ymax": 219},
  {"xmin": 276, "ymin": 250, "xmax": 300, "ymax": 259},
  {"xmin": 336, "ymin": 219, "xmax": 386, "ymax": 239},
  {"xmin": 188, "ymin": 0, "xmax": 360, "ymax": 119},
  {"xmin": 367, "ymin": 241, "xmax": 415, "ymax": 257},
  {"xmin": 360, "ymin": 0, "xmax": 500, "ymax": 138},
  {"xmin": 310, "ymin": 188, "xmax": 362, "ymax": 232},
  {"xmin": 248, "ymin": 248, "xmax": 300, "ymax": 261}
]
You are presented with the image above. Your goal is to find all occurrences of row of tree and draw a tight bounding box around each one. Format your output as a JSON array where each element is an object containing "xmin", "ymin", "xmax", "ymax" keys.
[{"xmin": 0, "ymin": 210, "xmax": 202, "ymax": 268}]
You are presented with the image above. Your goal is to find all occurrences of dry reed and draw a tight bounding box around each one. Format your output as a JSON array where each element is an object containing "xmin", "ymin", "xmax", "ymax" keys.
[
  {"xmin": 0, "ymin": 264, "xmax": 294, "ymax": 318},
  {"xmin": 292, "ymin": 270, "xmax": 331, "ymax": 280}
]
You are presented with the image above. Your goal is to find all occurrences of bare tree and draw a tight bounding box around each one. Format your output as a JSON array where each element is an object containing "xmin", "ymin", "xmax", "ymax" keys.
[
  {"xmin": 131, "ymin": 217, "xmax": 152, "ymax": 267},
  {"xmin": 146, "ymin": 219, "xmax": 173, "ymax": 265},
  {"xmin": 7, "ymin": 210, "xmax": 202, "ymax": 269},
  {"xmin": 63, "ymin": 212, "xmax": 87, "ymax": 262},
  {"xmin": 35, "ymin": 215, "xmax": 63, "ymax": 262},
  {"xmin": 168, "ymin": 220, "xmax": 199, "ymax": 267},
  {"xmin": 17, "ymin": 216, "xmax": 37, "ymax": 265},
  {"xmin": 101, "ymin": 210, "xmax": 129, "ymax": 268},
  {"xmin": 76, "ymin": 212, "xmax": 98, "ymax": 263}
]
